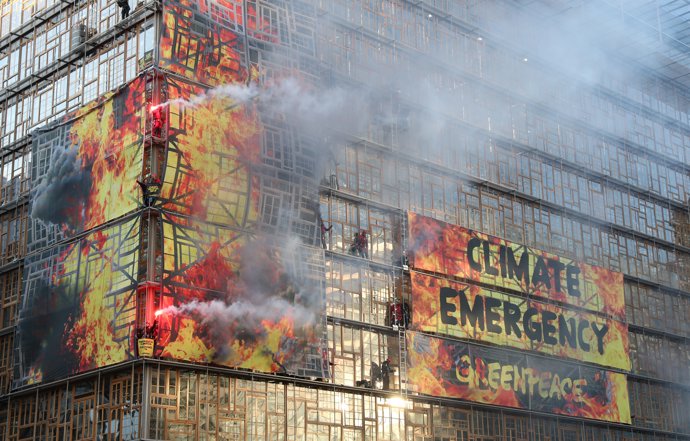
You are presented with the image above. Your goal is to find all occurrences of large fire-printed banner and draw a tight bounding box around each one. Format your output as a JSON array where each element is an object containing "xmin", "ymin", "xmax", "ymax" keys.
[
  {"xmin": 28, "ymin": 79, "xmax": 145, "ymax": 251},
  {"xmin": 407, "ymin": 332, "xmax": 631, "ymax": 423},
  {"xmin": 159, "ymin": 0, "xmax": 279, "ymax": 87},
  {"xmin": 160, "ymin": 0, "xmax": 245, "ymax": 86},
  {"xmin": 16, "ymin": 218, "xmax": 140, "ymax": 386},
  {"xmin": 411, "ymin": 272, "xmax": 630, "ymax": 371},
  {"xmin": 408, "ymin": 212, "xmax": 625, "ymax": 319},
  {"xmin": 155, "ymin": 213, "xmax": 327, "ymax": 377},
  {"xmin": 151, "ymin": 72, "xmax": 325, "ymax": 376},
  {"xmin": 15, "ymin": 77, "xmax": 145, "ymax": 387},
  {"xmin": 157, "ymin": 76, "xmax": 261, "ymax": 225}
]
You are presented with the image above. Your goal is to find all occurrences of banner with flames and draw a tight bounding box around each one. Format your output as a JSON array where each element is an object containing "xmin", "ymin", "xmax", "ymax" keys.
[
  {"xmin": 411, "ymin": 272, "xmax": 630, "ymax": 371},
  {"xmin": 150, "ymin": 71, "xmax": 326, "ymax": 376},
  {"xmin": 408, "ymin": 212, "xmax": 625, "ymax": 320},
  {"xmin": 407, "ymin": 332, "xmax": 631, "ymax": 424},
  {"xmin": 156, "ymin": 76, "xmax": 261, "ymax": 225},
  {"xmin": 14, "ymin": 0, "xmax": 328, "ymax": 386},
  {"xmin": 28, "ymin": 79, "xmax": 145, "ymax": 251},
  {"xmin": 16, "ymin": 77, "xmax": 145, "ymax": 387},
  {"xmin": 159, "ymin": 0, "xmax": 264, "ymax": 87},
  {"xmin": 16, "ymin": 217, "xmax": 140, "ymax": 386},
  {"xmin": 155, "ymin": 213, "xmax": 326, "ymax": 376}
]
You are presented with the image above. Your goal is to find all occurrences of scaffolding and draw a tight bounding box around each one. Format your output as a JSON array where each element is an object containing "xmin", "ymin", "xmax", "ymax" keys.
[{"xmin": 0, "ymin": 0, "xmax": 689, "ymax": 440}]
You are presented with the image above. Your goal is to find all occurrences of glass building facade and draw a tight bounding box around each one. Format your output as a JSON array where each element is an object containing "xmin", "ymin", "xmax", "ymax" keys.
[{"xmin": 0, "ymin": 0, "xmax": 688, "ymax": 440}]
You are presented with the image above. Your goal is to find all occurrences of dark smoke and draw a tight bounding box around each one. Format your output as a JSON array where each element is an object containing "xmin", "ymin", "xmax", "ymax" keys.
[
  {"xmin": 17, "ymin": 276, "xmax": 80, "ymax": 383},
  {"xmin": 31, "ymin": 147, "xmax": 92, "ymax": 229}
]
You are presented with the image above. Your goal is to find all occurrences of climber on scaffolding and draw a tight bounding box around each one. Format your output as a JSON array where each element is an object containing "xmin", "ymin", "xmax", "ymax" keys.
[
  {"xmin": 117, "ymin": 0, "xmax": 130, "ymax": 20},
  {"xmin": 137, "ymin": 167, "xmax": 162, "ymax": 206},
  {"xmin": 151, "ymin": 106, "xmax": 166, "ymax": 138},
  {"xmin": 145, "ymin": 319, "xmax": 158, "ymax": 339},
  {"xmin": 381, "ymin": 357, "xmax": 394, "ymax": 390},
  {"xmin": 348, "ymin": 230, "xmax": 369, "ymax": 258},
  {"xmin": 357, "ymin": 230, "xmax": 369, "ymax": 258},
  {"xmin": 136, "ymin": 319, "xmax": 158, "ymax": 340},
  {"xmin": 319, "ymin": 217, "xmax": 332, "ymax": 249}
]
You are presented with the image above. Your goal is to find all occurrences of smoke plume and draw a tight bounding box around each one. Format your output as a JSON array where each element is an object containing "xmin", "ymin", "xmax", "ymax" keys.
[
  {"xmin": 154, "ymin": 82, "xmax": 259, "ymax": 110},
  {"xmin": 31, "ymin": 147, "xmax": 92, "ymax": 229},
  {"xmin": 158, "ymin": 234, "xmax": 322, "ymax": 367}
]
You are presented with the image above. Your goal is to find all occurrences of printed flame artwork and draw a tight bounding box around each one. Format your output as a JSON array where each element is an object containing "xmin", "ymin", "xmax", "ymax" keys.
[
  {"xmin": 17, "ymin": 22, "xmax": 327, "ymax": 385},
  {"xmin": 156, "ymin": 219, "xmax": 325, "ymax": 374},
  {"xmin": 17, "ymin": 218, "xmax": 140, "ymax": 385},
  {"xmin": 28, "ymin": 79, "xmax": 145, "ymax": 249},
  {"xmin": 411, "ymin": 271, "xmax": 630, "ymax": 371},
  {"xmin": 408, "ymin": 212, "xmax": 625, "ymax": 319},
  {"xmin": 150, "ymin": 70, "xmax": 324, "ymax": 375},
  {"xmin": 407, "ymin": 332, "xmax": 631, "ymax": 424},
  {"xmin": 15, "ymin": 79, "xmax": 145, "ymax": 386},
  {"xmin": 157, "ymin": 78, "xmax": 261, "ymax": 224},
  {"xmin": 159, "ymin": 0, "xmax": 278, "ymax": 87},
  {"xmin": 154, "ymin": 0, "xmax": 325, "ymax": 376}
]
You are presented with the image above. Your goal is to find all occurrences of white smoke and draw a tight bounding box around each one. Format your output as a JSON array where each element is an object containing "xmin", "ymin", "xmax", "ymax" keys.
[
  {"xmin": 155, "ymin": 234, "xmax": 322, "ymax": 336},
  {"xmin": 152, "ymin": 76, "xmax": 367, "ymax": 139},
  {"xmin": 260, "ymin": 77, "xmax": 366, "ymax": 134},
  {"xmin": 156, "ymin": 297, "xmax": 316, "ymax": 327},
  {"xmin": 152, "ymin": 82, "xmax": 259, "ymax": 110}
]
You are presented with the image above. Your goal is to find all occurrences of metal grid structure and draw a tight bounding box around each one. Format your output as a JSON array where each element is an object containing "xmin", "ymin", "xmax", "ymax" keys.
[{"xmin": 0, "ymin": 0, "xmax": 688, "ymax": 440}]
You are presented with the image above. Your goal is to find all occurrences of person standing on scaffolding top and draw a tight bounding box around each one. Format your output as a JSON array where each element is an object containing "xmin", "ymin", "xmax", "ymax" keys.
[{"xmin": 117, "ymin": 0, "xmax": 130, "ymax": 20}]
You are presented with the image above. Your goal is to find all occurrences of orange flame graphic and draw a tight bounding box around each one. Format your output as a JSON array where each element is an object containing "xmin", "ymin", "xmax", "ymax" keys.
[
  {"xmin": 68, "ymin": 80, "xmax": 144, "ymax": 232},
  {"xmin": 408, "ymin": 332, "xmax": 630, "ymax": 423},
  {"xmin": 408, "ymin": 212, "xmax": 626, "ymax": 320},
  {"xmin": 47, "ymin": 80, "xmax": 145, "ymax": 373}
]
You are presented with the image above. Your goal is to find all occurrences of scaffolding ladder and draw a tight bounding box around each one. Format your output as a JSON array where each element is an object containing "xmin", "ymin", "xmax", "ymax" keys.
[
  {"xmin": 396, "ymin": 210, "xmax": 409, "ymax": 396},
  {"xmin": 396, "ymin": 324, "xmax": 407, "ymax": 396},
  {"xmin": 135, "ymin": 70, "xmax": 168, "ymax": 353}
]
